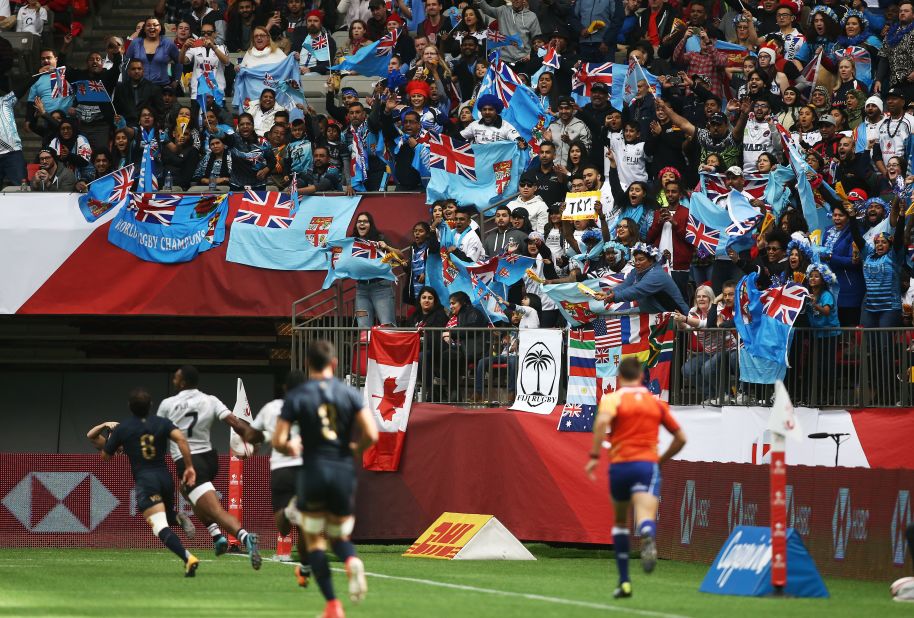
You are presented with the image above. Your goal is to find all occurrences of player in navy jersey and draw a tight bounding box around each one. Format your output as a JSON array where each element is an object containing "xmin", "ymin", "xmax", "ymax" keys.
[
  {"xmin": 87, "ymin": 388, "xmax": 201, "ymax": 577},
  {"xmin": 273, "ymin": 341, "xmax": 378, "ymax": 618}
]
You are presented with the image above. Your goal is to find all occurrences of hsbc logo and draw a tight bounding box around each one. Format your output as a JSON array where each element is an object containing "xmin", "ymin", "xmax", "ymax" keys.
[
  {"xmin": 785, "ymin": 485, "xmax": 811, "ymax": 536},
  {"xmin": 728, "ymin": 482, "xmax": 758, "ymax": 533},
  {"xmin": 892, "ymin": 490, "xmax": 912, "ymax": 566},
  {"xmin": 680, "ymin": 480, "xmax": 710, "ymax": 545},
  {"xmin": 1, "ymin": 472, "xmax": 119, "ymax": 533},
  {"xmin": 833, "ymin": 487, "xmax": 869, "ymax": 560}
]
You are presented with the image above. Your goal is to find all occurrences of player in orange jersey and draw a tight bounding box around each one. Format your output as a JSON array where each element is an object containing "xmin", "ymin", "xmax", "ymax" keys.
[{"xmin": 585, "ymin": 357, "xmax": 687, "ymax": 599}]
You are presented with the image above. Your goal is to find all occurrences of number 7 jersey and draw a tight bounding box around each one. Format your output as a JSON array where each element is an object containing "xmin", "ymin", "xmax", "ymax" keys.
[{"xmin": 157, "ymin": 388, "xmax": 232, "ymax": 460}]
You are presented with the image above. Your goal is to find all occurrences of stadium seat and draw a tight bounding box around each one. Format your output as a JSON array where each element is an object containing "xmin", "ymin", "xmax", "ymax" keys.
[
  {"xmin": 0, "ymin": 32, "xmax": 40, "ymax": 82},
  {"xmin": 331, "ymin": 31, "xmax": 348, "ymax": 51}
]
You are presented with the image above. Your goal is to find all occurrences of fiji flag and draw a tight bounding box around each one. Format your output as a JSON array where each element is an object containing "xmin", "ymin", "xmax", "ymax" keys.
[
  {"xmin": 531, "ymin": 47, "xmax": 561, "ymax": 88},
  {"xmin": 234, "ymin": 54, "xmax": 299, "ymax": 110},
  {"xmin": 724, "ymin": 190, "xmax": 762, "ymax": 249},
  {"xmin": 406, "ymin": 0, "xmax": 425, "ymax": 33},
  {"xmin": 473, "ymin": 60, "xmax": 553, "ymax": 142},
  {"xmin": 622, "ymin": 57, "xmax": 659, "ymax": 106},
  {"xmin": 197, "ymin": 70, "xmax": 224, "ymax": 107},
  {"xmin": 734, "ymin": 272, "xmax": 809, "ymax": 384},
  {"xmin": 486, "ymin": 21, "xmax": 523, "ymax": 50},
  {"xmin": 330, "ymin": 31, "xmax": 397, "ymax": 78},
  {"xmin": 77, "ymin": 164, "xmax": 135, "ymax": 222},
  {"xmin": 108, "ymin": 193, "xmax": 229, "ymax": 263},
  {"xmin": 834, "ymin": 46, "xmax": 872, "ymax": 88},
  {"xmin": 543, "ymin": 280, "xmax": 607, "ymax": 327},
  {"xmin": 322, "ymin": 237, "xmax": 396, "ymax": 289},
  {"xmin": 687, "ymin": 191, "xmax": 735, "ymax": 257},
  {"xmin": 775, "ymin": 122, "xmax": 831, "ymax": 235},
  {"xmin": 71, "ymin": 79, "xmax": 109, "ymax": 104},
  {"xmin": 493, "ymin": 251, "xmax": 535, "ymax": 286},
  {"xmin": 302, "ymin": 32, "xmax": 331, "ymax": 63},
  {"xmin": 426, "ymin": 138, "xmax": 530, "ymax": 211}
]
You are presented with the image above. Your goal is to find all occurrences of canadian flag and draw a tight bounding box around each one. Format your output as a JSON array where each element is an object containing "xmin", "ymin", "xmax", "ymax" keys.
[{"xmin": 362, "ymin": 328, "xmax": 420, "ymax": 471}]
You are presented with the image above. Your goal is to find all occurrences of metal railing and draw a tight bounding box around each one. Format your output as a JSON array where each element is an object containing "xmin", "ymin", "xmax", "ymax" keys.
[{"xmin": 292, "ymin": 324, "xmax": 914, "ymax": 408}]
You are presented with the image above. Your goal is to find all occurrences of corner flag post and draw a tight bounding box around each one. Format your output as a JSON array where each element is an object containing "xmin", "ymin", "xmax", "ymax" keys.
[{"xmin": 769, "ymin": 380, "xmax": 800, "ymax": 595}]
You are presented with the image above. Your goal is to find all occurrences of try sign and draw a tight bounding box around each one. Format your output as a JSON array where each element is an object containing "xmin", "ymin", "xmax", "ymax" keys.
[
  {"xmin": 403, "ymin": 512, "xmax": 535, "ymax": 561},
  {"xmin": 561, "ymin": 191, "xmax": 601, "ymax": 221}
]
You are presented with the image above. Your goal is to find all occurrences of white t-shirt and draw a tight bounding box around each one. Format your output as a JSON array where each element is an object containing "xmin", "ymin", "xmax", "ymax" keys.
[
  {"xmin": 506, "ymin": 194, "xmax": 549, "ymax": 233},
  {"xmin": 455, "ymin": 226, "xmax": 484, "ymax": 263},
  {"xmin": 250, "ymin": 399, "xmax": 302, "ymax": 470},
  {"xmin": 610, "ymin": 140, "xmax": 647, "ymax": 190},
  {"xmin": 877, "ymin": 115, "xmax": 914, "ymax": 165},
  {"xmin": 742, "ymin": 118, "xmax": 775, "ymax": 174},
  {"xmin": 16, "ymin": 5, "xmax": 46, "ymax": 35},
  {"xmin": 185, "ymin": 45, "xmax": 227, "ymax": 97},
  {"xmin": 157, "ymin": 388, "xmax": 231, "ymax": 460}
]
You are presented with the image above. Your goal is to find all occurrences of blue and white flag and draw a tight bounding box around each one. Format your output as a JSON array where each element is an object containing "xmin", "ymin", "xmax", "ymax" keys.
[
  {"xmin": 531, "ymin": 47, "xmax": 561, "ymax": 88},
  {"xmin": 234, "ymin": 54, "xmax": 300, "ymax": 110},
  {"xmin": 226, "ymin": 195, "xmax": 360, "ymax": 271},
  {"xmin": 137, "ymin": 142, "xmax": 158, "ymax": 192},
  {"xmin": 302, "ymin": 32, "xmax": 331, "ymax": 63},
  {"xmin": 322, "ymin": 237, "xmax": 397, "ymax": 289},
  {"xmin": 71, "ymin": 79, "xmax": 110, "ymax": 104},
  {"xmin": 77, "ymin": 164, "xmax": 134, "ymax": 222},
  {"xmin": 330, "ymin": 30, "xmax": 397, "ymax": 78},
  {"xmin": 733, "ymin": 272, "xmax": 809, "ymax": 384},
  {"xmin": 571, "ymin": 62, "xmax": 661, "ymax": 109},
  {"xmin": 426, "ymin": 136, "xmax": 530, "ymax": 211},
  {"xmin": 686, "ymin": 190, "xmax": 756, "ymax": 257},
  {"xmin": 406, "ymin": 0, "xmax": 425, "ymax": 33},
  {"xmin": 775, "ymin": 122, "xmax": 832, "ymax": 235},
  {"xmin": 474, "ymin": 58, "xmax": 553, "ymax": 142},
  {"xmin": 108, "ymin": 193, "xmax": 229, "ymax": 263}
]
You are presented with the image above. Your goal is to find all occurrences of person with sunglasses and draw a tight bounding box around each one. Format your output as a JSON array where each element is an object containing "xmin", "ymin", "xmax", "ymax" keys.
[
  {"xmin": 31, "ymin": 148, "xmax": 77, "ymax": 192},
  {"xmin": 179, "ymin": 24, "xmax": 229, "ymax": 108},
  {"xmin": 505, "ymin": 172, "xmax": 549, "ymax": 234}
]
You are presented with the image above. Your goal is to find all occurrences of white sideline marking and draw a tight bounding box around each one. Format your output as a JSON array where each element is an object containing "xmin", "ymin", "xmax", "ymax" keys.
[{"xmin": 228, "ymin": 554, "xmax": 692, "ymax": 618}]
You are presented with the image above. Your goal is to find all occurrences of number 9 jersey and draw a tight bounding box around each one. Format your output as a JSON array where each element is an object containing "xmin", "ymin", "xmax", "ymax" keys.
[{"xmin": 156, "ymin": 389, "xmax": 232, "ymax": 461}]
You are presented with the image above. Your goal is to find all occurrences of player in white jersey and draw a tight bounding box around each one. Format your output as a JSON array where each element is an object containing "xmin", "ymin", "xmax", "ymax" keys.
[
  {"xmin": 157, "ymin": 365, "xmax": 262, "ymax": 569},
  {"xmin": 234, "ymin": 370, "xmax": 312, "ymax": 588}
]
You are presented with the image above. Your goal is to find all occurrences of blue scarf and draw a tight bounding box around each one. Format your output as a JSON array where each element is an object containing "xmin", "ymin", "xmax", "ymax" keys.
[{"xmin": 886, "ymin": 21, "xmax": 914, "ymax": 47}]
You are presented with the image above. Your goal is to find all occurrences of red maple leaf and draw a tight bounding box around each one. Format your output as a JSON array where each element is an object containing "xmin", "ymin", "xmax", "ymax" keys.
[{"xmin": 372, "ymin": 376, "xmax": 406, "ymax": 421}]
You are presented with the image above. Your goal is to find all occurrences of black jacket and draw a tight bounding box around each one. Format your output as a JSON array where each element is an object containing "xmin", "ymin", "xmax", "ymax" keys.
[{"xmin": 113, "ymin": 79, "xmax": 163, "ymax": 126}]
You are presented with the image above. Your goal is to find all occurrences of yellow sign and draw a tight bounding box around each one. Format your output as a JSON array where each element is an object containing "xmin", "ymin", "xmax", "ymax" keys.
[
  {"xmin": 561, "ymin": 191, "xmax": 602, "ymax": 221},
  {"xmin": 403, "ymin": 513, "xmax": 492, "ymax": 559}
]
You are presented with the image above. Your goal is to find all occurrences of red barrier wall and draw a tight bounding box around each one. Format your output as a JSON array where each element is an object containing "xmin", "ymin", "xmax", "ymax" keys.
[
  {"xmin": 658, "ymin": 460, "xmax": 914, "ymax": 580},
  {"xmin": 19, "ymin": 193, "xmax": 429, "ymax": 317}
]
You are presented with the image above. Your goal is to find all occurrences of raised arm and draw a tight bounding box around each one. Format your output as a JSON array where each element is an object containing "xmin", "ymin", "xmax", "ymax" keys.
[
  {"xmin": 655, "ymin": 98, "xmax": 695, "ymax": 137},
  {"xmin": 86, "ymin": 421, "xmax": 118, "ymax": 451}
]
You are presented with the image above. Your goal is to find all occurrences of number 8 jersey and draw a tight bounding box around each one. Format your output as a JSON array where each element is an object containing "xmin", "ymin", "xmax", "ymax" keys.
[{"xmin": 157, "ymin": 389, "xmax": 232, "ymax": 461}]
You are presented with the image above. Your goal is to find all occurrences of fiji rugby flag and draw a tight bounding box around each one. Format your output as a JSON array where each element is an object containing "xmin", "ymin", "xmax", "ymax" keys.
[
  {"xmin": 108, "ymin": 193, "xmax": 229, "ymax": 263},
  {"xmin": 234, "ymin": 55, "xmax": 299, "ymax": 109},
  {"xmin": 473, "ymin": 57, "xmax": 553, "ymax": 142},
  {"xmin": 78, "ymin": 164, "xmax": 135, "ymax": 222},
  {"xmin": 302, "ymin": 32, "xmax": 331, "ymax": 63},
  {"xmin": 834, "ymin": 46, "xmax": 872, "ymax": 88},
  {"xmin": 330, "ymin": 31, "xmax": 397, "ymax": 78},
  {"xmin": 72, "ymin": 79, "xmax": 109, "ymax": 104},
  {"xmin": 322, "ymin": 237, "xmax": 397, "ymax": 289},
  {"xmin": 226, "ymin": 195, "xmax": 359, "ymax": 270},
  {"xmin": 362, "ymin": 328, "xmax": 421, "ymax": 472},
  {"xmin": 426, "ymin": 137, "xmax": 530, "ymax": 211}
]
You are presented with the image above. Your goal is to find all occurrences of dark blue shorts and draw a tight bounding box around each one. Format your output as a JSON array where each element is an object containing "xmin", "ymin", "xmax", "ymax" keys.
[
  {"xmin": 134, "ymin": 468, "xmax": 176, "ymax": 513},
  {"xmin": 608, "ymin": 461, "xmax": 661, "ymax": 502},
  {"xmin": 297, "ymin": 457, "xmax": 356, "ymax": 517}
]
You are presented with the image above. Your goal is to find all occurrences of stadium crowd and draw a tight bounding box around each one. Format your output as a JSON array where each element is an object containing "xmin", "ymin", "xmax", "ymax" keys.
[{"xmin": 2, "ymin": 0, "xmax": 914, "ymax": 401}]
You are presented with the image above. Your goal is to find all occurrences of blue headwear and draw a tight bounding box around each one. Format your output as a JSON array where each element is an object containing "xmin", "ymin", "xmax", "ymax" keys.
[
  {"xmin": 806, "ymin": 262, "xmax": 838, "ymax": 290},
  {"xmin": 476, "ymin": 93, "xmax": 504, "ymax": 113},
  {"xmin": 841, "ymin": 8, "xmax": 868, "ymax": 30},
  {"xmin": 808, "ymin": 5, "xmax": 838, "ymax": 24},
  {"xmin": 603, "ymin": 240, "xmax": 631, "ymax": 262},
  {"xmin": 581, "ymin": 228, "xmax": 602, "ymax": 244},
  {"xmin": 632, "ymin": 242, "xmax": 660, "ymax": 261}
]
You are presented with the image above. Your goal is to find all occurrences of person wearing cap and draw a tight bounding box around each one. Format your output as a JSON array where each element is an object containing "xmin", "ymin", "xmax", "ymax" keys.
[
  {"xmin": 31, "ymin": 149, "xmax": 76, "ymax": 192},
  {"xmin": 296, "ymin": 10, "xmax": 336, "ymax": 75},
  {"xmin": 773, "ymin": 0, "xmax": 809, "ymax": 63},
  {"xmin": 577, "ymin": 82, "xmax": 613, "ymax": 156},
  {"xmin": 547, "ymin": 95, "xmax": 591, "ymax": 164},
  {"xmin": 477, "ymin": 0, "xmax": 542, "ymax": 64},
  {"xmin": 877, "ymin": 1, "xmax": 914, "ymax": 97},
  {"xmin": 366, "ymin": 0, "xmax": 389, "ymax": 40},
  {"xmin": 855, "ymin": 96, "xmax": 884, "ymax": 155},
  {"xmin": 656, "ymin": 98, "xmax": 741, "ymax": 170},
  {"xmin": 460, "ymin": 94, "xmax": 525, "ymax": 145},
  {"xmin": 872, "ymin": 87, "xmax": 914, "ymax": 175},
  {"xmin": 385, "ymin": 13, "xmax": 416, "ymax": 66},
  {"xmin": 484, "ymin": 204, "xmax": 529, "ymax": 258},
  {"xmin": 506, "ymin": 172, "xmax": 549, "ymax": 233},
  {"xmin": 595, "ymin": 243, "xmax": 688, "ymax": 314},
  {"xmin": 811, "ymin": 113, "xmax": 841, "ymax": 160}
]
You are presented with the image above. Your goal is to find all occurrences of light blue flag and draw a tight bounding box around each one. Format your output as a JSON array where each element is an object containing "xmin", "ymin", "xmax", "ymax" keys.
[
  {"xmin": 78, "ymin": 164, "xmax": 134, "ymax": 222},
  {"xmin": 724, "ymin": 190, "xmax": 762, "ymax": 252},
  {"xmin": 226, "ymin": 196, "xmax": 360, "ymax": 271},
  {"xmin": 688, "ymin": 191, "xmax": 736, "ymax": 257},
  {"xmin": 407, "ymin": 0, "xmax": 425, "ymax": 33},
  {"xmin": 196, "ymin": 71, "xmax": 224, "ymax": 107},
  {"xmin": 571, "ymin": 63, "xmax": 661, "ymax": 110},
  {"xmin": 543, "ymin": 280, "xmax": 610, "ymax": 327},
  {"xmin": 426, "ymin": 139, "xmax": 530, "ymax": 211},
  {"xmin": 778, "ymin": 126, "xmax": 832, "ymax": 235},
  {"xmin": 473, "ymin": 64, "xmax": 554, "ymax": 142},
  {"xmin": 322, "ymin": 237, "xmax": 396, "ymax": 289},
  {"xmin": 108, "ymin": 193, "xmax": 229, "ymax": 263},
  {"xmin": 619, "ymin": 61, "xmax": 661, "ymax": 109},
  {"xmin": 234, "ymin": 55, "xmax": 300, "ymax": 109},
  {"xmin": 302, "ymin": 32, "xmax": 331, "ymax": 63},
  {"xmin": 137, "ymin": 142, "xmax": 157, "ymax": 192},
  {"xmin": 763, "ymin": 166, "xmax": 797, "ymax": 221},
  {"xmin": 330, "ymin": 36, "xmax": 394, "ymax": 78}
]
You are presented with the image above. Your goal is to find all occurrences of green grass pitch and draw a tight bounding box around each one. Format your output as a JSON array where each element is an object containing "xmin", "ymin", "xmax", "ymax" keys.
[{"xmin": 0, "ymin": 544, "xmax": 910, "ymax": 617}]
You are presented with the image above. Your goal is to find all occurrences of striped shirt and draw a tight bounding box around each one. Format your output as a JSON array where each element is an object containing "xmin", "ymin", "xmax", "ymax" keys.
[{"xmin": 862, "ymin": 245, "xmax": 902, "ymax": 312}]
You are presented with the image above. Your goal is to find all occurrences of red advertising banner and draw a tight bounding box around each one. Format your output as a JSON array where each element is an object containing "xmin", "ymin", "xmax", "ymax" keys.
[
  {"xmin": 0, "ymin": 454, "xmax": 284, "ymax": 549},
  {"xmin": 659, "ymin": 460, "xmax": 914, "ymax": 581}
]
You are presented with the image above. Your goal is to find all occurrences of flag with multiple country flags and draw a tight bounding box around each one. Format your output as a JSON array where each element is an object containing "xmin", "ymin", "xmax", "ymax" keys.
[
  {"xmin": 426, "ymin": 138, "xmax": 530, "ymax": 211},
  {"xmin": 49, "ymin": 68, "xmax": 71, "ymax": 98},
  {"xmin": 330, "ymin": 30, "xmax": 397, "ymax": 77},
  {"xmin": 362, "ymin": 328, "xmax": 421, "ymax": 472},
  {"xmin": 474, "ymin": 52, "xmax": 553, "ymax": 143},
  {"xmin": 226, "ymin": 196, "xmax": 360, "ymax": 271},
  {"xmin": 322, "ymin": 237, "xmax": 397, "ymax": 289},
  {"xmin": 734, "ymin": 272, "xmax": 810, "ymax": 384},
  {"xmin": 71, "ymin": 79, "xmax": 109, "ymax": 104},
  {"xmin": 77, "ymin": 164, "xmax": 135, "ymax": 222},
  {"xmin": 559, "ymin": 312, "xmax": 674, "ymax": 432},
  {"xmin": 107, "ymin": 193, "xmax": 229, "ymax": 263}
]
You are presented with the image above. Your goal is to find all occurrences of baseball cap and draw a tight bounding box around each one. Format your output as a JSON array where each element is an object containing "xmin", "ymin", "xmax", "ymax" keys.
[
  {"xmin": 887, "ymin": 86, "xmax": 907, "ymax": 101},
  {"xmin": 725, "ymin": 165, "xmax": 743, "ymax": 177},
  {"xmin": 818, "ymin": 114, "xmax": 837, "ymax": 125},
  {"xmin": 590, "ymin": 83, "xmax": 609, "ymax": 94},
  {"xmin": 709, "ymin": 112, "xmax": 728, "ymax": 125}
]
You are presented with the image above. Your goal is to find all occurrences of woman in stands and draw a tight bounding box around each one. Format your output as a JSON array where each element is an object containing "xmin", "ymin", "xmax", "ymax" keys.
[
  {"xmin": 406, "ymin": 45, "xmax": 452, "ymax": 106},
  {"xmin": 453, "ymin": 6, "xmax": 488, "ymax": 52},
  {"xmin": 401, "ymin": 222, "xmax": 440, "ymax": 310},
  {"xmin": 161, "ymin": 124, "xmax": 201, "ymax": 191},
  {"xmin": 241, "ymin": 26, "xmax": 286, "ymax": 68},
  {"xmin": 535, "ymin": 72, "xmax": 560, "ymax": 115},
  {"xmin": 523, "ymin": 233, "xmax": 560, "ymax": 326},
  {"xmin": 112, "ymin": 128, "xmax": 135, "ymax": 170},
  {"xmin": 402, "ymin": 286, "xmax": 448, "ymax": 328},
  {"xmin": 222, "ymin": 112, "xmax": 274, "ymax": 190},
  {"xmin": 75, "ymin": 150, "xmax": 115, "ymax": 193},
  {"xmin": 440, "ymin": 291, "xmax": 488, "ymax": 401},
  {"xmin": 824, "ymin": 204, "xmax": 865, "ymax": 326},
  {"xmin": 674, "ymin": 284, "xmax": 717, "ymax": 403},
  {"xmin": 337, "ymin": 20, "xmax": 373, "ymax": 64},
  {"xmin": 832, "ymin": 58, "xmax": 866, "ymax": 110},
  {"xmin": 350, "ymin": 212, "xmax": 397, "ymax": 329},
  {"xmin": 607, "ymin": 148, "xmax": 657, "ymax": 241},
  {"xmin": 124, "ymin": 17, "xmax": 180, "ymax": 89},
  {"xmin": 777, "ymin": 86, "xmax": 802, "ymax": 130},
  {"xmin": 557, "ymin": 140, "xmax": 589, "ymax": 183},
  {"xmin": 193, "ymin": 135, "xmax": 232, "ymax": 188},
  {"xmin": 48, "ymin": 119, "xmax": 94, "ymax": 181},
  {"xmin": 805, "ymin": 262, "xmax": 842, "ymax": 403},
  {"xmin": 124, "ymin": 106, "xmax": 169, "ymax": 182}
]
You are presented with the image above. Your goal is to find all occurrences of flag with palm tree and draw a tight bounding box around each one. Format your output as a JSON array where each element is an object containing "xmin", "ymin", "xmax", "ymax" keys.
[{"xmin": 509, "ymin": 329, "xmax": 563, "ymax": 415}]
